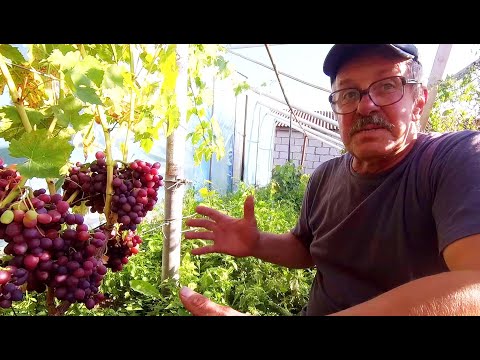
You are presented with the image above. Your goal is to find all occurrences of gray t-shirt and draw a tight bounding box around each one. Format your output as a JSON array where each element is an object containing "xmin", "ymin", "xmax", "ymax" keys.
[{"xmin": 292, "ymin": 130, "xmax": 480, "ymax": 316}]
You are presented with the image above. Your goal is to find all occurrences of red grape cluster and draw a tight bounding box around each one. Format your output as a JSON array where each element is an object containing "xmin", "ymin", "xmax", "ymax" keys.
[
  {"xmin": 104, "ymin": 229, "xmax": 142, "ymax": 272},
  {"xmin": 111, "ymin": 159, "xmax": 163, "ymax": 231},
  {"xmin": 0, "ymin": 188, "xmax": 109, "ymax": 309},
  {"xmin": 62, "ymin": 153, "xmax": 163, "ymax": 232},
  {"xmin": 61, "ymin": 151, "xmax": 117, "ymax": 213}
]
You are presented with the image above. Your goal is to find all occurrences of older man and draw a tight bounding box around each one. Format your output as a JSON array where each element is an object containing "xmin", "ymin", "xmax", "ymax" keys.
[{"xmin": 179, "ymin": 44, "xmax": 480, "ymax": 316}]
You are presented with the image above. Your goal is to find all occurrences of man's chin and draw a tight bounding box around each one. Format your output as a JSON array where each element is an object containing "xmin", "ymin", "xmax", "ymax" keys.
[{"xmin": 349, "ymin": 143, "xmax": 391, "ymax": 159}]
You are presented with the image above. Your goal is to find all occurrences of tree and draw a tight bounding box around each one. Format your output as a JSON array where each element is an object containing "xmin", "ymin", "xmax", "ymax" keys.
[{"xmin": 427, "ymin": 53, "xmax": 480, "ymax": 133}]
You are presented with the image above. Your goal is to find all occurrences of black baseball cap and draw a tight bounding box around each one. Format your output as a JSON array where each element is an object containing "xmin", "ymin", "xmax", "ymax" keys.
[{"xmin": 323, "ymin": 44, "xmax": 419, "ymax": 81}]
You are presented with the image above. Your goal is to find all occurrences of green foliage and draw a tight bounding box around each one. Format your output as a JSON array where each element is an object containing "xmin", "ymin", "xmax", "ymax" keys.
[
  {"xmin": 260, "ymin": 160, "xmax": 309, "ymax": 212},
  {"xmin": 176, "ymin": 180, "xmax": 314, "ymax": 316},
  {"xmin": 427, "ymin": 61, "xmax": 480, "ymax": 133}
]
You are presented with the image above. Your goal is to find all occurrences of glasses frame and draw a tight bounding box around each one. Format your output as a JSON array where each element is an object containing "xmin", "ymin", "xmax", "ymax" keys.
[{"xmin": 328, "ymin": 76, "xmax": 421, "ymax": 115}]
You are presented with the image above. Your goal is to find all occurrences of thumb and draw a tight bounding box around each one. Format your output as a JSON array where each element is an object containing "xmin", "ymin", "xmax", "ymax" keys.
[
  {"xmin": 179, "ymin": 286, "xmax": 248, "ymax": 316},
  {"xmin": 243, "ymin": 195, "xmax": 256, "ymax": 224}
]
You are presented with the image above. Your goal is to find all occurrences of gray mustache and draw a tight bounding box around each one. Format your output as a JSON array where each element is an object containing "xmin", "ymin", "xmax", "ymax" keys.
[{"xmin": 349, "ymin": 114, "xmax": 393, "ymax": 136}]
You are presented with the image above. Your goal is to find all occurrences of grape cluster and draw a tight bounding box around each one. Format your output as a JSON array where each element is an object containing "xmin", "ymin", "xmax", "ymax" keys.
[
  {"xmin": 0, "ymin": 158, "xmax": 22, "ymax": 208},
  {"xmin": 63, "ymin": 153, "xmax": 163, "ymax": 232},
  {"xmin": 111, "ymin": 159, "xmax": 163, "ymax": 231},
  {"xmin": 0, "ymin": 188, "xmax": 109, "ymax": 309},
  {"xmin": 62, "ymin": 151, "xmax": 118, "ymax": 214},
  {"xmin": 105, "ymin": 229, "xmax": 142, "ymax": 272}
]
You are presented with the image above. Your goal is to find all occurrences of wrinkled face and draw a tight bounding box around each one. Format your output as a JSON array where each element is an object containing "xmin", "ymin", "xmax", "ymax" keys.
[{"xmin": 332, "ymin": 54, "xmax": 425, "ymax": 161}]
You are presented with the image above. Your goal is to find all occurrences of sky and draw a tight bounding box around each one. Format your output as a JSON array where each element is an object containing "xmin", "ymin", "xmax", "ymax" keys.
[{"xmin": 224, "ymin": 44, "xmax": 480, "ymax": 111}]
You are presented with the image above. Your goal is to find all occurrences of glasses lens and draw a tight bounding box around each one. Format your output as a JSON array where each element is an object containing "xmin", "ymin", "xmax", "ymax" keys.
[
  {"xmin": 330, "ymin": 88, "xmax": 360, "ymax": 114},
  {"xmin": 369, "ymin": 76, "xmax": 404, "ymax": 106}
]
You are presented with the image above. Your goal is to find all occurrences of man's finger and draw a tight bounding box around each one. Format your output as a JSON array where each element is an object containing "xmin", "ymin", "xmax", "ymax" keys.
[
  {"xmin": 179, "ymin": 287, "xmax": 249, "ymax": 316},
  {"xmin": 185, "ymin": 218, "xmax": 217, "ymax": 231},
  {"xmin": 184, "ymin": 231, "xmax": 215, "ymax": 241},
  {"xmin": 179, "ymin": 286, "xmax": 227, "ymax": 316},
  {"xmin": 195, "ymin": 205, "xmax": 229, "ymax": 223},
  {"xmin": 191, "ymin": 244, "xmax": 216, "ymax": 256},
  {"xmin": 243, "ymin": 195, "xmax": 256, "ymax": 224}
]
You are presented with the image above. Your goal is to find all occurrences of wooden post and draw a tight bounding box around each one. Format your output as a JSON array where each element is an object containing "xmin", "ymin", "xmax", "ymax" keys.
[
  {"xmin": 419, "ymin": 44, "xmax": 453, "ymax": 131},
  {"xmin": 162, "ymin": 44, "xmax": 189, "ymax": 283}
]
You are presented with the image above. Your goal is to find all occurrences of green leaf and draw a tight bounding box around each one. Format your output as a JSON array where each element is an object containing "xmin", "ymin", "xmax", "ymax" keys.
[
  {"xmin": 62, "ymin": 112, "xmax": 93, "ymax": 131},
  {"xmin": 75, "ymin": 86, "xmax": 102, "ymax": 105},
  {"xmin": 85, "ymin": 67, "xmax": 104, "ymax": 88},
  {"xmin": 103, "ymin": 64, "xmax": 124, "ymax": 88},
  {"xmin": 0, "ymin": 44, "xmax": 26, "ymax": 64},
  {"xmin": 47, "ymin": 49, "xmax": 82, "ymax": 71},
  {"xmin": 140, "ymin": 138, "xmax": 154, "ymax": 153},
  {"xmin": 9, "ymin": 129, "xmax": 74, "ymax": 178},
  {"xmin": 0, "ymin": 106, "xmax": 51, "ymax": 141},
  {"xmin": 58, "ymin": 94, "xmax": 84, "ymax": 113},
  {"xmin": 51, "ymin": 95, "xmax": 92, "ymax": 130},
  {"xmin": 159, "ymin": 45, "xmax": 178, "ymax": 93},
  {"xmin": 130, "ymin": 280, "xmax": 161, "ymax": 298}
]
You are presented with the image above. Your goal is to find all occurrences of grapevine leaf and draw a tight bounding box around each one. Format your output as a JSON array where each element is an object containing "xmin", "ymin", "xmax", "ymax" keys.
[
  {"xmin": 214, "ymin": 56, "xmax": 229, "ymax": 73},
  {"xmin": 75, "ymin": 86, "xmax": 102, "ymax": 105},
  {"xmin": 32, "ymin": 44, "xmax": 76, "ymax": 60},
  {"xmin": 234, "ymin": 81, "xmax": 250, "ymax": 96},
  {"xmin": 55, "ymin": 177, "xmax": 65, "ymax": 191},
  {"xmin": 49, "ymin": 95, "xmax": 92, "ymax": 130},
  {"xmin": 58, "ymin": 94, "xmax": 84, "ymax": 113},
  {"xmin": 0, "ymin": 44, "xmax": 26, "ymax": 64},
  {"xmin": 0, "ymin": 106, "xmax": 51, "ymax": 141},
  {"xmin": 61, "ymin": 57, "xmax": 104, "ymax": 105},
  {"xmin": 140, "ymin": 138, "xmax": 154, "ymax": 153},
  {"xmin": 47, "ymin": 49, "xmax": 82, "ymax": 71},
  {"xmin": 130, "ymin": 280, "xmax": 161, "ymax": 298},
  {"xmin": 159, "ymin": 45, "xmax": 178, "ymax": 93},
  {"xmin": 68, "ymin": 55, "xmax": 105, "ymax": 88},
  {"xmin": 54, "ymin": 109, "xmax": 93, "ymax": 131},
  {"xmin": 9, "ymin": 129, "xmax": 74, "ymax": 178},
  {"xmin": 71, "ymin": 201, "xmax": 89, "ymax": 216},
  {"xmin": 103, "ymin": 64, "xmax": 124, "ymax": 89}
]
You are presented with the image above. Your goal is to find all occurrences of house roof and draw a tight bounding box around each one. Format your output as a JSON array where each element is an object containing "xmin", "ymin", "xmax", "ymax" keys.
[
  {"xmin": 270, "ymin": 108, "xmax": 338, "ymax": 130},
  {"xmin": 452, "ymin": 57, "xmax": 480, "ymax": 80}
]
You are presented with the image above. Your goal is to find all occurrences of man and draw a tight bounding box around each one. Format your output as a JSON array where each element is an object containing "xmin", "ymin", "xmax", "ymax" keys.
[{"xmin": 179, "ymin": 44, "xmax": 480, "ymax": 316}]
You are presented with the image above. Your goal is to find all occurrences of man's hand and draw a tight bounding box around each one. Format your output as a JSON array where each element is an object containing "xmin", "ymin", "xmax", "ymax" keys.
[
  {"xmin": 184, "ymin": 195, "xmax": 260, "ymax": 258},
  {"xmin": 179, "ymin": 287, "xmax": 250, "ymax": 316}
]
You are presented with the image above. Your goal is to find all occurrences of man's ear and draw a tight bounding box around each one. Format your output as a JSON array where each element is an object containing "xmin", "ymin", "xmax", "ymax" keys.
[{"xmin": 413, "ymin": 86, "xmax": 428, "ymax": 121}]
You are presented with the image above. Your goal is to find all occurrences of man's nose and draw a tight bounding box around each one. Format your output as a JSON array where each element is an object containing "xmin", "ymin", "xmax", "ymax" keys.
[{"xmin": 356, "ymin": 92, "xmax": 379, "ymax": 116}]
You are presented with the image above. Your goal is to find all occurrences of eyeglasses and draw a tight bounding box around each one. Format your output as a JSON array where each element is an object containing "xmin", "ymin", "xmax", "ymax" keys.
[{"xmin": 328, "ymin": 76, "xmax": 421, "ymax": 115}]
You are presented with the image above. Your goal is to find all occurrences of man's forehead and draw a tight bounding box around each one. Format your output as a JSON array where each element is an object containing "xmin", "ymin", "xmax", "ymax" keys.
[{"xmin": 334, "ymin": 60, "xmax": 407, "ymax": 89}]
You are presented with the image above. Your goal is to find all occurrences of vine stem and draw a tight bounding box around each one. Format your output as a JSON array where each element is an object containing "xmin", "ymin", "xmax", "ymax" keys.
[
  {"xmin": 46, "ymin": 179, "xmax": 56, "ymax": 196},
  {"xmin": 0, "ymin": 55, "xmax": 33, "ymax": 133},
  {"xmin": 122, "ymin": 44, "xmax": 136, "ymax": 163},
  {"xmin": 66, "ymin": 189, "xmax": 80, "ymax": 205},
  {"xmin": 98, "ymin": 110, "xmax": 115, "ymax": 228},
  {"xmin": 77, "ymin": 44, "xmax": 115, "ymax": 229},
  {"xmin": 0, "ymin": 177, "xmax": 27, "ymax": 209}
]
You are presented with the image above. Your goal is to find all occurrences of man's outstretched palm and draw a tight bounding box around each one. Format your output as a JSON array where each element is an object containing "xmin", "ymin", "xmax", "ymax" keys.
[{"xmin": 184, "ymin": 195, "xmax": 259, "ymax": 257}]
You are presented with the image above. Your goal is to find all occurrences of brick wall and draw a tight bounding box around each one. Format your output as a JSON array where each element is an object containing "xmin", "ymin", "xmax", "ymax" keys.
[{"xmin": 273, "ymin": 127, "xmax": 343, "ymax": 175}]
